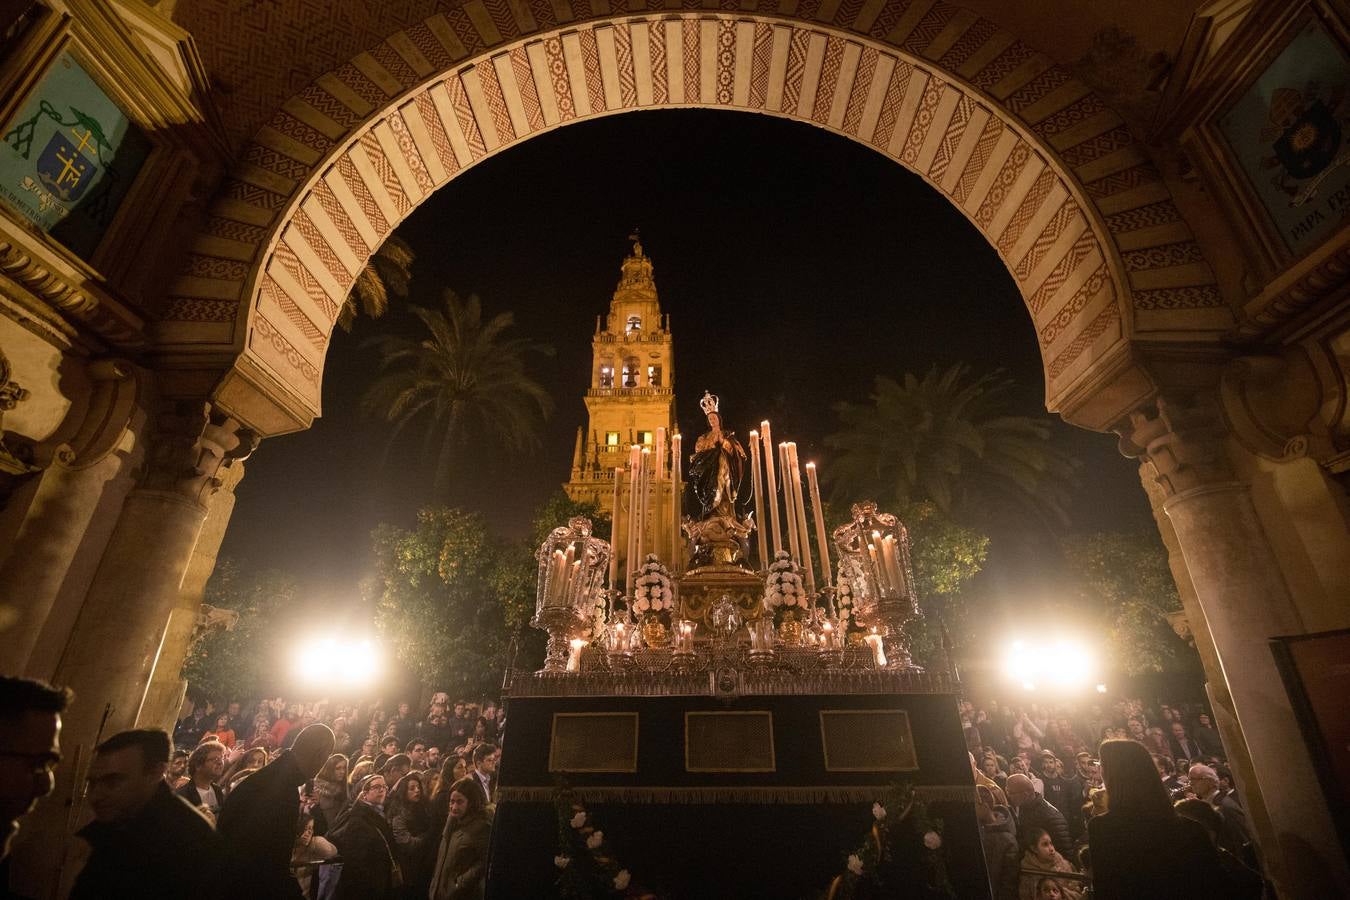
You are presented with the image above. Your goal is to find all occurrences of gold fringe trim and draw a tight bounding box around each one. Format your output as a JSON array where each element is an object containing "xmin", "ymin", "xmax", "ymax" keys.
[
  {"xmin": 496, "ymin": 785, "xmax": 976, "ymax": 804},
  {"xmin": 504, "ymin": 667, "xmax": 956, "ymax": 699}
]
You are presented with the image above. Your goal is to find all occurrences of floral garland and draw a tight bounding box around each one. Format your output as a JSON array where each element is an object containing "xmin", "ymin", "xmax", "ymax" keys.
[
  {"xmin": 826, "ymin": 781, "xmax": 954, "ymax": 900},
  {"xmin": 553, "ymin": 784, "xmax": 656, "ymax": 899},
  {"xmin": 631, "ymin": 555, "xmax": 673, "ymax": 615},
  {"xmin": 763, "ymin": 550, "xmax": 807, "ymax": 624}
]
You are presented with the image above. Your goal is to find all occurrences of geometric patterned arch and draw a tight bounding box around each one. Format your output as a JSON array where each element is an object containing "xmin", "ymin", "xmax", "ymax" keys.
[{"xmin": 162, "ymin": 3, "xmax": 1231, "ymax": 435}]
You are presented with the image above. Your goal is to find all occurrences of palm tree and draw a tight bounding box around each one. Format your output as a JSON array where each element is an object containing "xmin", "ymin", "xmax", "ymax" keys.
[
  {"xmin": 338, "ymin": 235, "xmax": 415, "ymax": 332},
  {"xmin": 825, "ymin": 365, "xmax": 1080, "ymax": 530},
  {"xmin": 361, "ymin": 289, "xmax": 554, "ymax": 500}
]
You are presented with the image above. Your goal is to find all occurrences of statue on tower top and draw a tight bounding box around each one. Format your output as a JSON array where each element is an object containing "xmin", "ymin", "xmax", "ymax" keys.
[{"xmin": 617, "ymin": 228, "xmax": 655, "ymax": 293}]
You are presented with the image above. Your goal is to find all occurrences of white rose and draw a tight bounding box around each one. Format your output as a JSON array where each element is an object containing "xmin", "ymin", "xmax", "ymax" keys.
[
  {"xmin": 635, "ymin": 598, "xmax": 650, "ymax": 612},
  {"xmin": 570, "ymin": 812, "xmax": 586, "ymax": 829},
  {"xmin": 847, "ymin": 854, "xmax": 864, "ymax": 875},
  {"xmin": 872, "ymin": 802, "xmax": 886, "ymax": 821},
  {"xmin": 923, "ymin": 831, "xmax": 942, "ymax": 850},
  {"xmin": 586, "ymin": 830, "xmax": 603, "ymax": 849},
  {"xmin": 554, "ymin": 855, "xmax": 571, "ymax": 869},
  {"xmin": 613, "ymin": 869, "xmax": 631, "ymax": 890},
  {"xmin": 785, "ymin": 596, "xmax": 797, "ymax": 606}
]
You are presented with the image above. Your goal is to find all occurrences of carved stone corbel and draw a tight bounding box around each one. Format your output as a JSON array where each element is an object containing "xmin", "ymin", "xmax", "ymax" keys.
[
  {"xmin": 1219, "ymin": 347, "xmax": 1346, "ymax": 465},
  {"xmin": 1117, "ymin": 393, "xmax": 1232, "ymax": 498},
  {"xmin": 136, "ymin": 401, "xmax": 258, "ymax": 507}
]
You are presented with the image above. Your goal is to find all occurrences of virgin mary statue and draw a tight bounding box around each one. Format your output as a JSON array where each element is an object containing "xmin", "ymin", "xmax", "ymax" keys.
[{"xmin": 688, "ymin": 391, "xmax": 748, "ymax": 520}]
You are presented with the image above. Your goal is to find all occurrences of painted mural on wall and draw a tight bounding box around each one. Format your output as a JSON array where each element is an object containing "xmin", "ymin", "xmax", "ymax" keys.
[
  {"xmin": 1218, "ymin": 15, "xmax": 1350, "ymax": 257},
  {"xmin": 0, "ymin": 50, "xmax": 151, "ymax": 261}
]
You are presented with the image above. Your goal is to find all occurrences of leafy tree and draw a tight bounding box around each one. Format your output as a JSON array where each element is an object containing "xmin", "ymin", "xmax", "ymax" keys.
[
  {"xmin": 825, "ymin": 365, "xmax": 1080, "ymax": 532},
  {"xmin": 893, "ymin": 502, "xmax": 989, "ymax": 668},
  {"xmin": 338, "ymin": 235, "xmax": 414, "ymax": 332},
  {"xmin": 1060, "ymin": 530, "xmax": 1192, "ymax": 675},
  {"xmin": 369, "ymin": 507, "xmax": 510, "ymax": 699},
  {"xmin": 361, "ymin": 289, "xmax": 554, "ymax": 501},
  {"xmin": 181, "ymin": 560, "xmax": 301, "ymax": 702}
]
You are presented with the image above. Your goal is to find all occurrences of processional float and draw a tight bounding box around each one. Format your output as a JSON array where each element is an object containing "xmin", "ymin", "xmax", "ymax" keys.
[{"xmin": 489, "ymin": 392, "xmax": 990, "ymax": 899}]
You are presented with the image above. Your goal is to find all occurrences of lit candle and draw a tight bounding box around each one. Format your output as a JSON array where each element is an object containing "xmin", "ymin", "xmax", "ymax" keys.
[
  {"xmin": 654, "ymin": 427, "xmax": 666, "ymax": 565},
  {"xmin": 611, "ymin": 621, "xmax": 628, "ymax": 653},
  {"xmin": 880, "ymin": 535, "xmax": 903, "ymax": 595},
  {"xmin": 788, "ymin": 443, "xmax": 815, "ymax": 595},
  {"xmin": 655, "ymin": 427, "xmax": 667, "ymax": 482},
  {"xmin": 779, "ymin": 443, "xmax": 800, "ymax": 563},
  {"xmin": 670, "ymin": 432, "xmax": 682, "ymax": 566},
  {"xmin": 566, "ymin": 638, "xmax": 586, "ymax": 672},
  {"xmin": 865, "ymin": 629, "xmax": 887, "ymax": 667},
  {"xmin": 626, "ymin": 445, "xmax": 640, "ymax": 597},
  {"xmin": 567, "ymin": 559, "xmax": 582, "ymax": 605},
  {"xmin": 821, "ymin": 620, "xmax": 836, "ymax": 649},
  {"xmin": 637, "ymin": 447, "xmax": 651, "ymax": 568},
  {"xmin": 867, "ymin": 543, "xmax": 888, "ymax": 595},
  {"xmin": 806, "ymin": 462, "xmax": 832, "ymax": 587},
  {"xmin": 550, "ymin": 549, "xmax": 567, "ymax": 605},
  {"xmin": 748, "ymin": 431, "xmax": 768, "ymax": 569},
  {"xmin": 609, "ymin": 466, "xmax": 622, "ymax": 587},
  {"xmin": 675, "ymin": 619, "xmax": 695, "ymax": 653},
  {"xmin": 761, "ymin": 420, "xmax": 782, "ymax": 554}
]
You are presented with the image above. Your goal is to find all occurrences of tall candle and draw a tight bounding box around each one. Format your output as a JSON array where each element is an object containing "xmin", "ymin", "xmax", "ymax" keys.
[
  {"xmin": 880, "ymin": 535, "xmax": 903, "ymax": 595},
  {"xmin": 805, "ymin": 462, "xmax": 832, "ymax": 587},
  {"xmin": 779, "ymin": 443, "xmax": 800, "ymax": 564},
  {"xmin": 609, "ymin": 466, "xmax": 622, "ymax": 587},
  {"xmin": 760, "ymin": 421, "xmax": 782, "ymax": 554},
  {"xmin": 867, "ymin": 543, "xmax": 888, "ymax": 595},
  {"xmin": 748, "ymin": 431, "xmax": 768, "ymax": 570},
  {"xmin": 639, "ymin": 447, "xmax": 652, "ymax": 568},
  {"xmin": 671, "ymin": 432, "xmax": 683, "ymax": 567},
  {"xmin": 788, "ymin": 443, "xmax": 815, "ymax": 595},
  {"xmin": 654, "ymin": 427, "xmax": 666, "ymax": 563},
  {"xmin": 655, "ymin": 427, "xmax": 666, "ymax": 482},
  {"xmin": 550, "ymin": 549, "xmax": 567, "ymax": 605},
  {"xmin": 625, "ymin": 445, "xmax": 640, "ymax": 597}
]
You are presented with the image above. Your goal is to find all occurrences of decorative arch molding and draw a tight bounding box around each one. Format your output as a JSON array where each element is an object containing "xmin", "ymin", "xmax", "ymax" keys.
[{"xmin": 160, "ymin": 4, "xmax": 1232, "ymax": 436}]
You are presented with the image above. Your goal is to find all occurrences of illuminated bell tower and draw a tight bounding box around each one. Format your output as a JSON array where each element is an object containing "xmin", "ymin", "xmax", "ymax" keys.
[{"xmin": 565, "ymin": 234, "xmax": 679, "ymax": 576}]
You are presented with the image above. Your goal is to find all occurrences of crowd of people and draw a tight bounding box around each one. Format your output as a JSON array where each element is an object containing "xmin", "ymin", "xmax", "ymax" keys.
[
  {"xmin": 962, "ymin": 694, "xmax": 1266, "ymax": 899},
  {"xmin": 2, "ymin": 679, "xmax": 501, "ymax": 900},
  {"xmin": 1, "ymin": 674, "xmax": 1275, "ymax": 900}
]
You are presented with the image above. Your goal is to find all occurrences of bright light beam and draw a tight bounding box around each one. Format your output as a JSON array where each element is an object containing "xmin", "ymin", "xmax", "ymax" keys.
[
  {"xmin": 1002, "ymin": 637, "xmax": 1097, "ymax": 692},
  {"xmin": 294, "ymin": 636, "xmax": 382, "ymax": 688}
]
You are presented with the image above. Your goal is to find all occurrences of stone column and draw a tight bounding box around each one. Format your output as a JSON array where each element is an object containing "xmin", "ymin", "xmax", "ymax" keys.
[
  {"xmin": 1123, "ymin": 395, "xmax": 1349, "ymax": 898},
  {"xmin": 137, "ymin": 457, "xmax": 248, "ymax": 731},
  {"xmin": 11, "ymin": 401, "xmax": 251, "ymax": 896}
]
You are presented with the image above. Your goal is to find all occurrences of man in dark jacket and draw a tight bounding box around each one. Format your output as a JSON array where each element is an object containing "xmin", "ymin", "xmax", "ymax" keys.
[
  {"xmin": 1039, "ymin": 752, "xmax": 1084, "ymax": 841},
  {"xmin": 216, "ymin": 723, "xmax": 334, "ymax": 898},
  {"xmin": 329, "ymin": 774, "xmax": 398, "ymax": 900},
  {"xmin": 1005, "ymin": 773, "xmax": 1073, "ymax": 857},
  {"xmin": 174, "ymin": 740, "xmax": 226, "ymax": 818},
  {"xmin": 71, "ymin": 729, "xmax": 221, "ymax": 899},
  {"xmin": 976, "ymin": 784, "xmax": 1019, "ymax": 900}
]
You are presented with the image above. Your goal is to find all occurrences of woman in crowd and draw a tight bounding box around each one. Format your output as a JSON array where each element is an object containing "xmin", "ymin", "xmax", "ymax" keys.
[
  {"xmin": 222, "ymin": 746, "xmax": 267, "ymax": 790},
  {"xmin": 429, "ymin": 776, "xmax": 491, "ymax": 900},
  {"xmin": 1088, "ymin": 739, "xmax": 1227, "ymax": 899},
  {"xmin": 347, "ymin": 759, "xmax": 376, "ymax": 807},
  {"xmin": 312, "ymin": 754, "xmax": 349, "ymax": 832},
  {"xmin": 204, "ymin": 712, "xmax": 236, "ymax": 748},
  {"xmin": 291, "ymin": 811, "xmax": 338, "ymax": 899},
  {"xmin": 1017, "ymin": 828, "xmax": 1082, "ymax": 900},
  {"xmin": 388, "ymin": 773, "xmax": 434, "ymax": 898},
  {"xmin": 329, "ymin": 774, "xmax": 399, "ymax": 900},
  {"xmin": 247, "ymin": 713, "xmax": 276, "ymax": 750},
  {"xmin": 331, "ymin": 716, "xmax": 353, "ymax": 757}
]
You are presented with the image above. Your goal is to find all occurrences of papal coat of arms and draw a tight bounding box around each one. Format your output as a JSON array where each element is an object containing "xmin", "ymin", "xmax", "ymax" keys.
[{"xmin": 1260, "ymin": 81, "xmax": 1349, "ymax": 206}]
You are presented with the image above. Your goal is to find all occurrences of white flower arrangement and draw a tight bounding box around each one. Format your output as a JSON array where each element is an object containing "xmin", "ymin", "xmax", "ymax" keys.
[
  {"xmin": 836, "ymin": 575, "xmax": 855, "ymax": 627},
  {"xmin": 872, "ymin": 801, "xmax": 886, "ymax": 821},
  {"xmin": 923, "ymin": 830, "xmax": 942, "ymax": 850},
  {"xmin": 570, "ymin": 811, "xmax": 586, "ymax": 829},
  {"xmin": 847, "ymin": 854, "xmax": 864, "ymax": 876},
  {"xmin": 631, "ymin": 554, "xmax": 673, "ymax": 614},
  {"xmin": 762, "ymin": 551, "xmax": 806, "ymax": 610},
  {"xmin": 554, "ymin": 855, "xmax": 571, "ymax": 869},
  {"xmin": 613, "ymin": 870, "xmax": 631, "ymax": 890},
  {"xmin": 586, "ymin": 830, "xmax": 604, "ymax": 850}
]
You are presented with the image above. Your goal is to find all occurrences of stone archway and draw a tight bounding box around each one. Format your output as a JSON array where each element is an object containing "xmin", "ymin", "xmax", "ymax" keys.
[{"xmin": 158, "ymin": 6, "xmax": 1230, "ymax": 438}]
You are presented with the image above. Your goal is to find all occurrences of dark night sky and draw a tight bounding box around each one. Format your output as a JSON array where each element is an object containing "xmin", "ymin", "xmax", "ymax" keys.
[{"xmin": 219, "ymin": 109, "xmax": 1151, "ymax": 613}]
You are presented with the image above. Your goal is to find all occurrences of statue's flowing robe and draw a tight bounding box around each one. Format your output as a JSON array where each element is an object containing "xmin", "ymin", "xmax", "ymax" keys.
[{"xmin": 688, "ymin": 432, "xmax": 745, "ymax": 519}]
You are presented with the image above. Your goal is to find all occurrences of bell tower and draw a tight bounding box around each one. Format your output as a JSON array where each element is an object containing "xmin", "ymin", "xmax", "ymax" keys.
[{"xmin": 565, "ymin": 234, "xmax": 677, "ymax": 507}]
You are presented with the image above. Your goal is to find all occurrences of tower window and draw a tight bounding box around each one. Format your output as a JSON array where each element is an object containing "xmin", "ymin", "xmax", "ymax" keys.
[
  {"xmin": 637, "ymin": 431, "xmax": 653, "ymax": 445},
  {"xmin": 606, "ymin": 431, "xmax": 620, "ymax": 446},
  {"xmin": 599, "ymin": 365, "xmax": 613, "ymax": 388},
  {"xmin": 626, "ymin": 315, "xmax": 642, "ymax": 333},
  {"xmin": 648, "ymin": 364, "xmax": 662, "ymax": 387}
]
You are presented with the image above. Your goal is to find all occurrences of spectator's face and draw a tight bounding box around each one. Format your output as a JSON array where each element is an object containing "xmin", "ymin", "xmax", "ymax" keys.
[
  {"xmin": 1171, "ymin": 722, "xmax": 1185, "ymax": 739},
  {"xmin": 168, "ymin": 754, "xmax": 187, "ymax": 778},
  {"xmin": 227, "ymin": 703, "xmax": 240, "ymax": 717},
  {"xmin": 1037, "ymin": 880, "xmax": 1064, "ymax": 900},
  {"xmin": 362, "ymin": 777, "xmax": 387, "ymax": 806},
  {"xmin": 399, "ymin": 703, "xmax": 410, "ymax": 717},
  {"xmin": 0, "ymin": 709, "xmax": 61, "ymax": 853},
  {"xmin": 201, "ymin": 748, "xmax": 225, "ymax": 781},
  {"xmin": 479, "ymin": 750, "xmax": 501, "ymax": 776},
  {"xmin": 1128, "ymin": 719, "xmax": 1144, "ymax": 737},
  {"xmin": 427, "ymin": 748, "xmax": 441, "ymax": 768},
  {"xmin": 981, "ymin": 758, "xmax": 998, "ymax": 776},
  {"xmin": 1006, "ymin": 780, "xmax": 1035, "ymax": 807},
  {"xmin": 382, "ymin": 740, "xmax": 398, "ymax": 755},
  {"xmin": 1042, "ymin": 757, "xmax": 1059, "ymax": 776},
  {"xmin": 453, "ymin": 703, "xmax": 465, "ymax": 717},
  {"xmin": 390, "ymin": 763, "xmax": 410, "ymax": 783},
  {"xmin": 406, "ymin": 779, "xmax": 422, "ymax": 802},
  {"xmin": 87, "ymin": 747, "xmax": 163, "ymax": 823},
  {"xmin": 298, "ymin": 819, "xmax": 314, "ymax": 847},
  {"xmin": 1034, "ymin": 833, "xmax": 1055, "ymax": 863},
  {"xmin": 362, "ymin": 739, "xmax": 375, "ymax": 757},
  {"xmin": 1199, "ymin": 714, "xmax": 1211, "ymax": 728},
  {"xmin": 1191, "ymin": 774, "xmax": 1216, "ymax": 796},
  {"xmin": 335, "ymin": 758, "xmax": 348, "ymax": 780},
  {"xmin": 410, "ymin": 744, "xmax": 427, "ymax": 766},
  {"xmin": 453, "ymin": 758, "xmax": 468, "ymax": 780},
  {"xmin": 449, "ymin": 789, "xmax": 469, "ymax": 819},
  {"xmin": 216, "ymin": 715, "xmax": 230, "ymax": 730}
]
